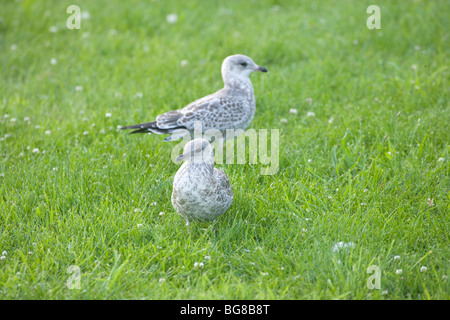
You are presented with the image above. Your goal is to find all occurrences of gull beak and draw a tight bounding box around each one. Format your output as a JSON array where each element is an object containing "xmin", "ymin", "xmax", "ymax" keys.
[{"xmin": 255, "ymin": 66, "xmax": 268, "ymax": 73}]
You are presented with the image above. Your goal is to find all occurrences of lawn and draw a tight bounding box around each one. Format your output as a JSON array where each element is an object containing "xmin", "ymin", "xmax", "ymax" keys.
[{"xmin": 0, "ymin": 0, "xmax": 449, "ymax": 299}]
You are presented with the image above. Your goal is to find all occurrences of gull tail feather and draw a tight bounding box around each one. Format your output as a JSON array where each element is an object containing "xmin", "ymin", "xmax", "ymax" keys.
[{"xmin": 121, "ymin": 120, "xmax": 186, "ymax": 135}]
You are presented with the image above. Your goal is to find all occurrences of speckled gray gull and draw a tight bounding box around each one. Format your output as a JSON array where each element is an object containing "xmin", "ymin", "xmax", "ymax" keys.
[
  {"xmin": 171, "ymin": 138, "xmax": 233, "ymax": 231},
  {"xmin": 121, "ymin": 54, "xmax": 268, "ymax": 141}
]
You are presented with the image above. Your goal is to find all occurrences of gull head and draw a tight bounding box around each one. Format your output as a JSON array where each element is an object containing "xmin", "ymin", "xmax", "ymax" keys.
[
  {"xmin": 176, "ymin": 138, "xmax": 214, "ymax": 164},
  {"xmin": 221, "ymin": 54, "xmax": 268, "ymax": 85}
]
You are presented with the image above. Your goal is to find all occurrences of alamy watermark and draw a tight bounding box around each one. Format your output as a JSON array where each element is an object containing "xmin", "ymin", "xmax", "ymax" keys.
[
  {"xmin": 366, "ymin": 5, "xmax": 381, "ymax": 30},
  {"xmin": 66, "ymin": 265, "xmax": 81, "ymax": 289},
  {"xmin": 66, "ymin": 5, "xmax": 81, "ymax": 29},
  {"xmin": 170, "ymin": 122, "xmax": 280, "ymax": 175},
  {"xmin": 366, "ymin": 265, "xmax": 381, "ymax": 290}
]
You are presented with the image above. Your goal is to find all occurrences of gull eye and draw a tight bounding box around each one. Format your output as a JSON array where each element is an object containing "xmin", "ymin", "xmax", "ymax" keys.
[{"xmin": 240, "ymin": 62, "xmax": 248, "ymax": 67}]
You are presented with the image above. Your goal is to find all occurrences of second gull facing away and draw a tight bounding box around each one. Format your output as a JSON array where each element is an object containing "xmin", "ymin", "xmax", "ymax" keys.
[
  {"xmin": 121, "ymin": 54, "xmax": 268, "ymax": 141},
  {"xmin": 171, "ymin": 138, "xmax": 233, "ymax": 231}
]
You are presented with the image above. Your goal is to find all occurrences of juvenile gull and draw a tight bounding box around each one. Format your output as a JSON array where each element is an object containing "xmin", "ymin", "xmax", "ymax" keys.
[
  {"xmin": 121, "ymin": 54, "xmax": 268, "ymax": 141},
  {"xmin": 172, "ymin": 138, "xmax": 233, "ymax": 230}
]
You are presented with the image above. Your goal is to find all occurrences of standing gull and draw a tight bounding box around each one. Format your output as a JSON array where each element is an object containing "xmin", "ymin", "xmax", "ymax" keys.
[
  {"xmin": 172, "ymin": 138, "xmax": 233, "ymax": 230},
  {"xmin": 121, "ymin": 54, "xmax": 268, "ymax": 141}
]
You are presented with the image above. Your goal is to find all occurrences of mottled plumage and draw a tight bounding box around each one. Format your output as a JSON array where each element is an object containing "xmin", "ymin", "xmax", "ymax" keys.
[
  {"xmin": 121, "ymin": 54, "xmax": 268, "ymax": 141},
  {"xmin": 172, "ymin": 139, "xmax": 233, "ymax": 229}
]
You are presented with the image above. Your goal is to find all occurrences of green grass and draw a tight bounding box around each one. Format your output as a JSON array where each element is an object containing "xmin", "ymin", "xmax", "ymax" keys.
[{"xmin": 0, "ymin": 0, "xmax": 449, "ymax": 299}]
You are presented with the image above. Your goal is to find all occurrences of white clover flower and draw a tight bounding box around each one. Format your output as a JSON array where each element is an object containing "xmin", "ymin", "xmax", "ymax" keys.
[
  {"xmin": 411, "ymin": 64, "xmax": 417, "ymax": 70},
  {"xmin": 134, "ymin": 208, "xmax": 141, "ymax": 213},
  {"xmin": 32, "ymin": 148, "xmax": 39, "ymax": 154},
  {"xmin": 396, "ymin": 269, "xmax": 403, "ymax": 275},
  {"xmin": 53, "ymin": 167, "xmax": 58, "ymax": 171},
  {"xmin": 427, "ymin": 198, "xmax": 434, "ymax": 207},
  {"xmin": 180, "ymin": 60, "xmax": 189, "ymax": 67},
  {"xmin": 364, "ymin": 189, "xmax": 368, "ymax": 193},
  {"xmin": 4, "ymin": 114, "xmax": 9, "ymax": 119},
  {"xmin": 306, "ymin": 111, "xmax": 316, "ymax": 117},
  {"xmin": 420, "ymin": 266, "xmax": 427, "ymax": 272},
  {"xmin": 414, "ymin": 45, "xmax": 421, "ymax": 51},
  {"xmin": 135, "ymin": 92, "xmax": 143, "ymax": 98},
  {"xmin": 393, "ymin": 255, "xmax": 401, "ymax": 260},
  {"xmin": 332, "ymin": 241, "xmax": 355, "ymax": 252},
  {"xmin": 81, "ymin": 11, "xmax": 90, "ymax": 20},
  {"xmin": 1, "ymin": 251, "xmax": 6, "ymax": 256},
  {"xmin": 166, "ymin": 13, "xmax": 178, "ymax": 24},
  {"xmin": 137, "ymin": 223, "xmax": 143, "ymax": 228},
  {"xmin": 150, "ymin": 202, "xmax": 156, "ymax": 206},
  {"xmin": 28, "ymin": 251, "xmax": 33, "ymax": 255},
  {"xmin": 159, "ymin": 212, "xmax": 165, "ymax": 216},
  {"xmin": 11, "ymin": 44, "xmax": 17, "ymax": 51},
  {"xmin": 438, "ymin": 157, "xmax": 444, "ymax": 162},
  {"xmin": 0, "ymin": 173, "xmax": 4, "ymax": 178},
  {"xmin": 10, "ymin": 118, "xmax": 16, "ymax": 123},
  {"xmin": 307, "ymin": 159, "xmax": 312, "ymax": 163},
  {"xmin": 204, "ymin": 255, "xmax": 211, "ymax": 260},
  {"xmin": 100, "ymin": 129, "xmax": 105, "ymax": 134},
  {"xmin": 269, "ymin": 5, "xmax": 280, "ymax": 13},
  {"xmin": 50, "ymin": 58, "xmax": 57, "ymax": 65},
  {"xmin": 159, "ymin": 278, "xmax": 166, "ymax": 283},
  {"xmin": 280, "ymin": 118, "xmax": 288, "ymax": 124},
  {"xmin": 0, "ymin": 256, "xmax": 5, "ymax": 260},
  {"xmin": 49, "ymin": 26, "xmax": 58, "ymax": 33},
  {"xmin": 83, "ymin": 131, "xmax": 89, "ymax": 135},
  {"xmin": 45, "ymin": 130, "xmax": 51, "ymax": 135},
  {"xmin": 35, "ymin": 125, "xmax": 41, "ymax": 129},
  {"xmin": 289, "ymin": 108, "xmax": 298, "ymax": 115},
  {"xmin": 414, "ymin": 85, "xmax": 420, "ymax": 90},
  {"xmin": 105, "ymin": 112, "xmax": 112, "ymax": 118},
  {"xmin": 24, "ymin": 117, "xmax": 30, "ymax": 122},
  {"xmin": 328, "ymin": 116, "xmax": 334, "ymax": 124},
  {"xmin": 262, "ymin": 272, "xmax": 269, "ymax": 276},
  {"xmin": 75, "ymin": 86, "xmax": 83, "ymax": 91},
  {"xmin": 361, "ymin": 202, "xmax": 366, "ymax": 206},
  {"xmin": 305, "ymin": 98, "xmax": 313, "ymax": 104}
]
